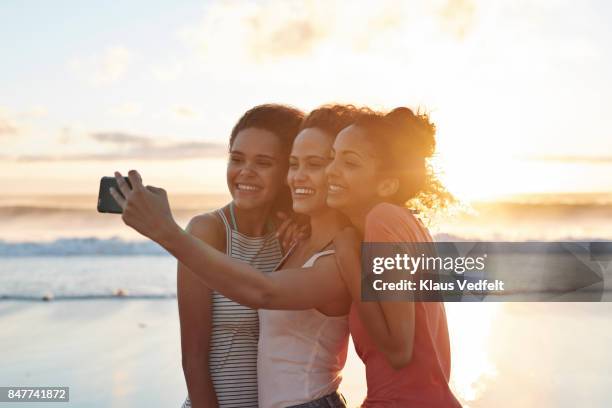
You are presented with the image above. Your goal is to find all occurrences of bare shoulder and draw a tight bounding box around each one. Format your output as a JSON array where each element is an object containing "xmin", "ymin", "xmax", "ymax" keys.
[
  {"xmin": 186, "ymin": 211, "xmax": 226, "ymax": 250},
  {"xmin": 366, "ymin": 202, "xmax": 419, "ymax": 229},
  {"xmin": 333, "ymin": 226, "xmax": 361, "ymax": 248},
  {"xmin": 187, "ymin": 212, "xmax": 223, "ymax": 234},
  {"xmin": 367, "ymin": 202, "xmax": 405, "ymax": 221}
]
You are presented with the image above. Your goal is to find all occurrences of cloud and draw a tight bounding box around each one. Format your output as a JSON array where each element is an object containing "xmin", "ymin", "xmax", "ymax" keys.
[
  {"xmin": 177, "ymin": 0, "xmax": 481, "ymax": 65},
  {"xmin": 0, "ymin": 108, "xmax": 20, "ymax": 137},
  {"xmin": 178, "ymin": 1, "xmax": 332, "ymax": 61},
  {"xmin": 437, "ymin": 0, "xmax": 477, "ymax": 39},
  {"xmin": 91, "ymin": 131, "xmax": 152, "ymax": 146},
  {"xmin": 247, "ymin": 10, "xmax": 326, "ymax": 59},
  {"xmin": 16, "ymin": 142, "xmax": 226, "ymax": 161},
  {"xmin": 0, "ymin": 117, "xmax": 18, "ymax": 137},
  {"xmin": 14, "ymin": 131, "xmax": 226, "ymax": 162},
  {"xmin": 69, "ymin": 46, "xmax": 132, "ymax": 85},
  {"xmin": 0, "ymin": 106, "xmax": 50, "ymax": 140}
]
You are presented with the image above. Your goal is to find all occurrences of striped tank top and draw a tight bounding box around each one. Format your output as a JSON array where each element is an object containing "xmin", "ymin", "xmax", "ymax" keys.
[{"xmin": 182, "ymin": 208, "xmax": 283, "ymax": 408}]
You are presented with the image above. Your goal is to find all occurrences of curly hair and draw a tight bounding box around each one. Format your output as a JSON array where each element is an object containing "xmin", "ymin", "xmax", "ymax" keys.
[
  {"xmin": 299, "ymin": 104, "xmax": 364, "ymax": 137},
  {"xmin": 353, "ymin": 107, "xmax": 455, "ymax": 213}
]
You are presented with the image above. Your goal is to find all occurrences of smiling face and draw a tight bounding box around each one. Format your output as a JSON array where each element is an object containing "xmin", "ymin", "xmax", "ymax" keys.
[
  {"xmin": 227, "ymin": 128, "xmax": 288, "ymax": 211},
  {"xmin": 325, "ymin": 125, "xmax": 385, "ymax": 216},
  {"xmin": 287, "ymin": 128, "xmax": 334, "ymax": 215}
]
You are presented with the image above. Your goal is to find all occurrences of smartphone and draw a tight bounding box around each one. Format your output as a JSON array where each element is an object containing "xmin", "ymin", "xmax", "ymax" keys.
[{"xmin": 97, "ymin": 176, "xmax": 132, "ymax": 214}]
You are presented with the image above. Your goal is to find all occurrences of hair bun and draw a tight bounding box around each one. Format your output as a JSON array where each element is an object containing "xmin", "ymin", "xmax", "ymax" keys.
[
  {"xmin": 385, "ymin": 107, "xmax": 435, "ymax": 158},
  {"xmin": 385, "ymin": 107, "xmax": 416, "ymax": 123}
]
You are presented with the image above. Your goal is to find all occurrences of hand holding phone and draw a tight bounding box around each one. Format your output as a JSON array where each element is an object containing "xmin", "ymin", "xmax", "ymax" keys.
[{"xmin": 105, "ymin": 170, "xmax": 179, "ymax": 245}]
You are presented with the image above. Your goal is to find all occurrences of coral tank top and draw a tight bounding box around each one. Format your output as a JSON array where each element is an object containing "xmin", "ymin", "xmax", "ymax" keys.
[{"xmin": 350, "ymin": 203, "xmax": 462, "ymax": 407}]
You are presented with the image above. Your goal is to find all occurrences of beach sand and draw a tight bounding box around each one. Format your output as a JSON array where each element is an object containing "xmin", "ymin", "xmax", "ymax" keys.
[
  {"xmin": 0, "ymin": 299, "xmax": 367, "ymax": 408},
  {"xmin": 0, "ymin": 300, "xmax": 187, "ymax": 407}
]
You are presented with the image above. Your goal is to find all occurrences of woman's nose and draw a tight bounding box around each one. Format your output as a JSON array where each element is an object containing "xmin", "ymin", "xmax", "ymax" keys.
[
  {"xmin": 325, "ymin": 159, "xmax": 337, "ymax": 177},
  {"xmin": 240, "ymin": 162, "xmax": 257, "ymax": 177},
  {"xmin": 294, "ymin": 167, "xmax": 308, "ymax": 182}
]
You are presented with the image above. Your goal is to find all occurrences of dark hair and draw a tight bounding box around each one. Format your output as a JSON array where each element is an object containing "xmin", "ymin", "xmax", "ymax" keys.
[
  {"xmin": 353, "ymin": 107, "xmax": 454, "ymax": 212},
  {"xmin": 229, "ymin": 104, "xmax": 304, "ymax": 214},
  {"xmin": 229, "ymin": 104, "xmax": 304, "ymax": 152},
  {"xmin": 299, "ymin": 104, "xmax": 363, "ymax": 137}
]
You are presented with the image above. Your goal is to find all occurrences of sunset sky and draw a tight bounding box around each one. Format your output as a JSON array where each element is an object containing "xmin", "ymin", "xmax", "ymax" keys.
[{"xmin": 2, "ymin": 0, "xmax": 611, "ymax": 200}]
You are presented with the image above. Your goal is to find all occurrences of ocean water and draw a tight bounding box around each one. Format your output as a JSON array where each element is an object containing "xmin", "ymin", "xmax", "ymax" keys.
[{"xmin": 0, "ymin": 255, "xmax": 175, "ymax": 301}]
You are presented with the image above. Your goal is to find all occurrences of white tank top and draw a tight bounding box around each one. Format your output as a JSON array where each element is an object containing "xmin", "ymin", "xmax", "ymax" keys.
[{"xmin": 257, "ymin": 249, "xmax": 350, "ymax": 408}]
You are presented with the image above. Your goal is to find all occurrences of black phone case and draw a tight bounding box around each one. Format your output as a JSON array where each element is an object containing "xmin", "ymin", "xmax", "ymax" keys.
[{"xmin": 97, "ymin": 176, "xmax": 131, "ymax": 214}]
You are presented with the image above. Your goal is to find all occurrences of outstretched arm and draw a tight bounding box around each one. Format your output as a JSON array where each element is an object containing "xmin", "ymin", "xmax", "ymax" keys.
[
  {"xmin": 168, "ymin": 227, "xmax": 347, "ymax": 310},
  {"xmin": 111, "ymin": 170, "xmax": 348, "ymax": 311},
  {"xmin": 334, "ymin": 227, "xmax": 415, "ymax": 370}
]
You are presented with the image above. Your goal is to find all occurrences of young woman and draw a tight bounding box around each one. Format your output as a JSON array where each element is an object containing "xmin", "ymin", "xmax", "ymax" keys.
[
  {"xmin": 176, "ymin": 104, "xmax": 304, "ymax": 408},
  {"xmin": 326, "ymin": 107, "xmax": 461, "ymax": 407},
  {"xmin": 257, "ymin": 105, "xmax": 359, "ymax": 407},
  {"xmin": 111, "ymin": 105, "xmax": 359, "ymax": 408}
]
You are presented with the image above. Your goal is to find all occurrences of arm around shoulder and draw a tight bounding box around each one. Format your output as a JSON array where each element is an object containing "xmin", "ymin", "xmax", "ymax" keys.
[{"xmin": 334, "ymin": 225, "xmax": 416, "ymax": 370}]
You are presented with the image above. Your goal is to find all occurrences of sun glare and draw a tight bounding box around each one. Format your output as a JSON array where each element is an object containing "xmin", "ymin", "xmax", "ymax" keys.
[{"xmin": 447, "ymin": 303, "xmax": 501, "ymax": 406}]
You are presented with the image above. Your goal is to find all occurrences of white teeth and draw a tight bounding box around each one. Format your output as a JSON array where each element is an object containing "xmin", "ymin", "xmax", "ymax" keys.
[
  {"xmin": 329, "ymin": 184, "xmax": 343, "ymax": 192},
  {"xmin": 294, "ymin": 187, "xmax": 315, "ymax": 195},
  {"xmin": 237, "ymin": 184, "xmax": 260, "ymax": 191}
]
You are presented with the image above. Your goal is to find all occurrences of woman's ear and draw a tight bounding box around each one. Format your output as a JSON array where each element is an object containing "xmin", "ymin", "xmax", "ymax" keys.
[{"xmin": 376, "ymin": 177, "xmax": 399, "ymax": 198}]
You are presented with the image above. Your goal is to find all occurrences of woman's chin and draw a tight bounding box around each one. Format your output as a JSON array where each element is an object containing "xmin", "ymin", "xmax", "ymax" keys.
[
  {"xmin": 326, "ymin": 195, "xmax": 346, "ymax": 210},
  {"xmin": 233, "ymin": 196, "xmax": 266, "ymax": 210},
  {"xmin": 292, "ymin": 202, "xmax": 326, "ymax": 216},
  {"xmin": 291, "ymin": 204, "xmax": 309, "ymax": 215}
]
